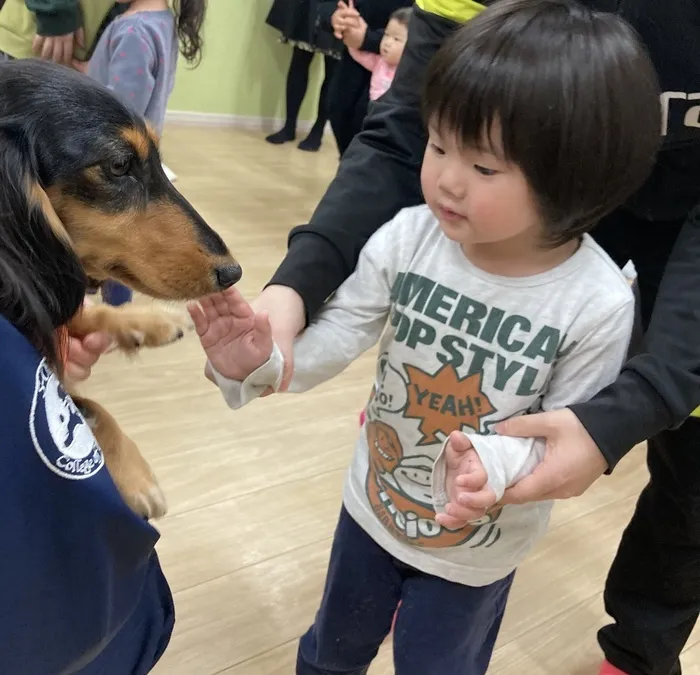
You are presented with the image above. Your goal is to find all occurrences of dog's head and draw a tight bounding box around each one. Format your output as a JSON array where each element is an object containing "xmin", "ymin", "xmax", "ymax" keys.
[{"xmin": 0, "ymin": 59, "xmax": 241, "ymax": 368}]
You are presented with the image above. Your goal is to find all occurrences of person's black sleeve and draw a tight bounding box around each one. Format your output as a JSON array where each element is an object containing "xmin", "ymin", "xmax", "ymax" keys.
[
  {"xmin": 25, "ymin": 0, "xmax": 80, "ymax": 36},
  {"xmin": 316, "ymin": 1, "xmax": 338, "ymax": 31},
  {"xmin": 570, "ymin": 203, "xmax": 700, "ymax": 469},
  {"xmin": 361, "ymin": 28, "xmax": 384, "ymax": 53},
  {"xmin": 266, "ymin": 7, "xmax": 460, "ymax": 323}
]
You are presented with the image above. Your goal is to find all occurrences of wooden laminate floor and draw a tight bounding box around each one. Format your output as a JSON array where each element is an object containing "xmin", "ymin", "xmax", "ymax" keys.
[{"xmin": 78, "ymin": 126, "xmax": 700, "ymax": 674}]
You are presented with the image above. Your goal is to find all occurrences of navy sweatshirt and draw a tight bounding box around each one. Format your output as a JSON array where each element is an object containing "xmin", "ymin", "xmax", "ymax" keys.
[{"xmin": 0, "ymin": 314, "xmax": 174, "ymax": 673}]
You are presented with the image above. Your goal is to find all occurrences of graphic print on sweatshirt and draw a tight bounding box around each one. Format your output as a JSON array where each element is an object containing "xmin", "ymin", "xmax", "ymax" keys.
[
  {"xmin": 362, "ymin": 271, "xmax": 571, "ymax": 548},
  {"xmin": 30, "ymin": 361, "xmax": 104, "ymax": 479}
]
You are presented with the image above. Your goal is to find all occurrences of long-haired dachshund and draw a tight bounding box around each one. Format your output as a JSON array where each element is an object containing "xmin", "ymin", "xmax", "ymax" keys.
[{"xmin": 0, "ymin": 59, "xmax": 242, "ymax": 518}]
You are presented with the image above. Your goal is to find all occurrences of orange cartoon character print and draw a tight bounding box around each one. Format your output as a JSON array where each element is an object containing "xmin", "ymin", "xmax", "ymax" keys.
[
  {"xmin": 365, "ymin": 420, "xmax": 503, "ymax": 548},
  {"xmin": 363, "ymin": 354, "xmax": 503, "ymax": 549}
]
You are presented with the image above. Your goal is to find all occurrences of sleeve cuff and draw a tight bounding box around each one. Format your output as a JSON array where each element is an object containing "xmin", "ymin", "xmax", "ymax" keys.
[
  {"xmin": 207, "ymin": 343, "xmax": 285, "ymax": 409},
  {"xmin": 430, "ymin": 433, "xmax": 506, "ymax": 514},
  {"xmin": 430, "ymin": 433, "xmax": 544, "ymax": 513},
  {"xmin": 361, "ymin": 29, "xmax": 383, "ymax": 53},
  {"xmin": 431, "ymin": 436, "xmax": 451, "ymax": 515},
  {"xmin": 34, "ymin": 9, "xmax": 80, "ymax": 37},
  {"xmin": 466, "ymin": 434, "xmax": 507, "ymax": 501}
]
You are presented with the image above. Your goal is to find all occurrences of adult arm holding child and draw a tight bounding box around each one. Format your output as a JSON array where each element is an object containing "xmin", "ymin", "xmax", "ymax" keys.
[
  {"xmin": 251, "ymin": 4, "xmax": 463, "ymax": 366},
  {"xmin": 189, "ymin": 219, "xmax": 404, "ymax": 406},
  {"xmin": 433, "ymin": 297, "xmax": 635, "ymax": 529},
  {"xmin": 250, "ymin": 0, "xmax": 700, "ymax": 509}
]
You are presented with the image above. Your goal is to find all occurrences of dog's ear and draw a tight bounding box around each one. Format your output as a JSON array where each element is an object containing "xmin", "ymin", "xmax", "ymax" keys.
[
  {"xmin": 0, "ymin": 129, "xmax": 87, "ymax": 373},
  {"xmin": 28, "ymin": 182, "xmax": 74, "ymax": 248}
]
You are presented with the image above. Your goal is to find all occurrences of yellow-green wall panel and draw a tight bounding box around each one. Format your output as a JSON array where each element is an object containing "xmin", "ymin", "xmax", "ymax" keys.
[{"xmin": 168, "ymin": 0, "xmax": 326, "ymax": 121}]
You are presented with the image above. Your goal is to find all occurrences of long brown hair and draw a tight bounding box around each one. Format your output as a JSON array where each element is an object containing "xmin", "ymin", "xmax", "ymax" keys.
[{"xmin": 173, "ymin": 0, "xmax": 207, "ymax": 65}]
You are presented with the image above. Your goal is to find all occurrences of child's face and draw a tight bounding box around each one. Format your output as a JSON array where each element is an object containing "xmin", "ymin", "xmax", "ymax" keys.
[
  {"xmin": 421, "ymin": 122, "xmax": 544, "ymax": 254},
  {"xmin": 380, "ymin": 20, "xmax": 408, "ymax": 67}
]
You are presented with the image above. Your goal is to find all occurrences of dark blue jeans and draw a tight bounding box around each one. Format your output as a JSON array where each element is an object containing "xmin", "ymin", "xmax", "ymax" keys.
[{"xmin": 297, "ymin": 506, "xmax": 514, "ymax": 675}]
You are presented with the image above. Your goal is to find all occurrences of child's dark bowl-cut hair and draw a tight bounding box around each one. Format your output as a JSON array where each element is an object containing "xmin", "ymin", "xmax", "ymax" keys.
[{"xmin": 422, "ymin": 0, "xmax": 662, "ymax": 245}]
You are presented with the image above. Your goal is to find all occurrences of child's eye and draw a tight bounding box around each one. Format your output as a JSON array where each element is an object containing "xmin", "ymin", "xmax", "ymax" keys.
[
  {"xmin": 474, "ymin": 164, "xmax": 497, "ymax": 176},
  {"xmin": 430, "ymin": 143, "xmax": 445, "ymax": 156}
]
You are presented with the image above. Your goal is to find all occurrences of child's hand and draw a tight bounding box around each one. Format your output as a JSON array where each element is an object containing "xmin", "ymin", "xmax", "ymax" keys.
[
  {"xmin": 435, "ymin": 431, "xmax": 498, "ymax": 530},
  {"xmin": 342, "ymin": 18, "xmax": 368, "ymax": 49},
  {"xmin": 331, "ymin": 0, "xmax": 361, "ymax": 39},
  {"xmin": 188, "ymin": 287, "xmax": 273, "ymax": 382}
]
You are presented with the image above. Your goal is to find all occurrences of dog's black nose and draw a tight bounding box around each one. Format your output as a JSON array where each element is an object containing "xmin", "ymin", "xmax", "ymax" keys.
[{"xmin": 215, "ymin": 263, "xmax": 242, "ymax": 288}]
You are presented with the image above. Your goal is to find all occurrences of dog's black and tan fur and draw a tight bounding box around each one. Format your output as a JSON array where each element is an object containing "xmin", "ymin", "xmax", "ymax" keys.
[{"xmin": 0, "ymin": 59, "xmax": 241, "ymax": 518}]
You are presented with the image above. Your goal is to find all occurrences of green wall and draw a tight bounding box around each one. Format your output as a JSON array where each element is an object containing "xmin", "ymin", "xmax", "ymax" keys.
[{"xmin": 167, "ymin": 1, "xmax": 325, "ymax": 121}]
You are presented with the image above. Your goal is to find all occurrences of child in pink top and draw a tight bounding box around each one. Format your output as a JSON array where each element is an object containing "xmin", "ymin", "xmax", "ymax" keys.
[{"xmin": 347, "ymin": 7, "xmax": 410, "ymax": 100}]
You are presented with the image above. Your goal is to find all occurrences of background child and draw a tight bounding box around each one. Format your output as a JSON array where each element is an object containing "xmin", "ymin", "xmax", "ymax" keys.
[
  {"xmin": 189, "ymin": 0, "xmax": 661, "ymax": 672},
  {"xmin": 345, "ymin": 6, "xmax": 410, "ymax": 101},
  {"xmin": 75, "ymin": 0, "xmax": 206, "ymax": 307},
  {"xmin": 327, "ymin": 0, "xmax": 412, "ymax": 155}
]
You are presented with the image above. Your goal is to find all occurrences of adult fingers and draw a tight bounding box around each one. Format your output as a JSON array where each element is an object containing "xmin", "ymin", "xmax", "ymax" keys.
[{"xmin": 494, "ymin": 410, "xmax": 559, "ymax": 439}]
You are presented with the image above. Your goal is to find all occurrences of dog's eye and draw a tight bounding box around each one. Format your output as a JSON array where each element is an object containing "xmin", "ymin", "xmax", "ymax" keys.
[{"xmin": 109, "ymin": 157, "xmax": 131, "ymax": 177}]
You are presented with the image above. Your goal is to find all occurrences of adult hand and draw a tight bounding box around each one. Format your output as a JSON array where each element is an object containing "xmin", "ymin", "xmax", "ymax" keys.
[
  {"xmin": 331, "ymin": 1, "xmax": 361, "ymax": 40},
  {"xmin": 342, "ymin": 17, "xmax": 368, "ymax": 50},
  {"xmin": 496, "ymin": 408, "xmax": 609, "ymax": 504},
  {"xmin": 65, "ymin": 331, "xmax": 113, "ymax": 384},
  {"xmin": 72, "ymin": 58, "xmax": 89, "ymax": 74},
  {"xmin": 249, "ymin": 284, "xmax": 306, "ymax": 394},
  {"xmin": 33, "ymin": 27, "xmax": 84, "ymax": 66}
]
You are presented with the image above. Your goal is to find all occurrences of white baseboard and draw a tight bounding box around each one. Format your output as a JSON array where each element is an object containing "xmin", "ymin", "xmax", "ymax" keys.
[{"xmin": 164, "ymin": 110, "xmax": 318, "ymax": 133}]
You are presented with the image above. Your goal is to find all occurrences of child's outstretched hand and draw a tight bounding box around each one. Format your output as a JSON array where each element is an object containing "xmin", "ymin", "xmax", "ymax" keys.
[
  {"xmin": 331, "ymin": 0, "xmax": 361, "ymax": 39},
  {"xmin": 188, "ymin": 287, "xmax": 273, "ymax": 382},
  {"xmin": 435, "ymin": 431, "xmax": 498, "ymax": 530}
]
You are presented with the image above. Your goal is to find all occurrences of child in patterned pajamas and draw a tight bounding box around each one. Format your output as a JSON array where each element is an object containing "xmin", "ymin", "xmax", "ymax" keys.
[{"xmin": 188, "ymin": 1, "xmax": 662, "ymax": 672}]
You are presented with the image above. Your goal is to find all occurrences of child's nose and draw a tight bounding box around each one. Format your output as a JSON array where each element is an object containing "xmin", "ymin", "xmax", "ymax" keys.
[{"xmin": 438, "ymin": 166, "xmax": 466, "ymax": 200}]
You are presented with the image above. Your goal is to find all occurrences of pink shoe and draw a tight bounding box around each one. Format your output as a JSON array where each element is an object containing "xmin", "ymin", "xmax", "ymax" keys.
[{"xmin": 599, "ymin": 661, "xmax": 629, "ymax": 675}]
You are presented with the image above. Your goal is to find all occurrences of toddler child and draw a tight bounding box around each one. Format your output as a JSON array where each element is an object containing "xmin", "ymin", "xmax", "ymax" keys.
[
  {"xmin": 75, "ymin": 0, "xmax": 206, "ymax": 306},
  {"xmin": 346, "ymin": 6, "xmax": 410, "ymax": 100},
  {"xmin": 189, "ymin": 0, "xmax": 662, "ymax": 672}
]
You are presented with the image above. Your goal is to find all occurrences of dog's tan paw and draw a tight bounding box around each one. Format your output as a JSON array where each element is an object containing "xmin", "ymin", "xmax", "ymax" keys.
[
  {"xmin": 117, "ymin": 467, "xmax": 168, "ymax": 520},
  {"xmin": 114, "ymin": 308, "xmax": 192, "ymax": 353},
  {"xmin": 130, "ymin": 482, "xmax": 168, "ymax": 520}
]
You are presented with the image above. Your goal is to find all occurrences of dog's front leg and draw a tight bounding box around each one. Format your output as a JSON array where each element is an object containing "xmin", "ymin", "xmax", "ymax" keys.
[
  {"xmin": 68, "ymin": 302, "xmax": 191, "ymax": 354},
  {"xmin": 70, "ymin": 393, "xmax": 167, "ymax": 519}
]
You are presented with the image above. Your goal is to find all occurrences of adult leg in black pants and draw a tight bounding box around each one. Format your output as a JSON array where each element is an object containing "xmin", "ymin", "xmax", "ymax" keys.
[
  {"xmin": 266, "ymin": 48, "xmax": 337, "ymax": 152},
  {"xmin": 332, "ymin": 86, "xmax": 370, "ymax": 156},
  {"xmin": 600, "ymin": 420, "xmax": 700, "ymax": 675},
  {"xmin": 300, "ymin": 54, "xmax": 337, "ymax": 151},
  {"xmin": 594, "ymin": 212, "xmax": 697, "ymax": 675},
  {"xmin": 328, "ymin": 53, "xmax": 371, "ymax": 156}
]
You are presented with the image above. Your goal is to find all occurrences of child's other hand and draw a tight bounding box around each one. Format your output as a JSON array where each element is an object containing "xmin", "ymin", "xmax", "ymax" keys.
[
  {"xmin": 435, "ymin": 431, "xmax": 498, "ymax": 530},
  {"xmin": 331, "ymin": 0, "xmax": 361, "ymax": 39},
  {"xmin": 342, "ymin": 18, "xmax": 368, "ymax": 49},
  {"xmin": 188, "ymin": 287, "xmax": 273, "ymax": 382}
]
